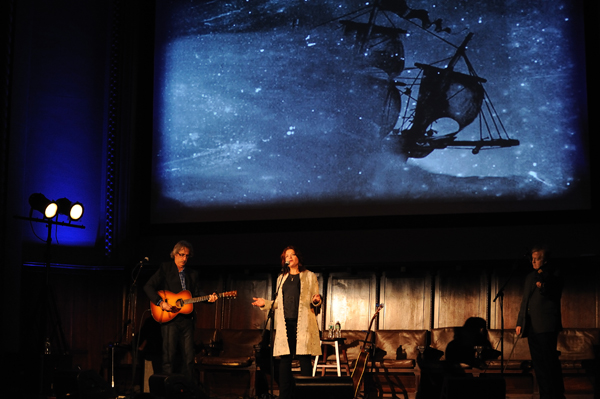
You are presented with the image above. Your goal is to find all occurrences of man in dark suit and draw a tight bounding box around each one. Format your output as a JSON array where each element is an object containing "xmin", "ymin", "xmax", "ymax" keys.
[
  {"xmin": 516, "ymin": 246, "xmax": 565, "ymax": 399},
  {"xmin": 144, "ymin": 240, "xmax": 217, "ymax": 382}
]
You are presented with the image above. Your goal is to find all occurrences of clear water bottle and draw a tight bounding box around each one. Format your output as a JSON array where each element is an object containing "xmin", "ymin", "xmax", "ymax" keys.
[
  {"xmin": 334, "ymin": 321, "xmax": 341, "ymax": 338},
  {"xmin": 328, "ymin": 322, "xmax": 334, "ymax": 338}
]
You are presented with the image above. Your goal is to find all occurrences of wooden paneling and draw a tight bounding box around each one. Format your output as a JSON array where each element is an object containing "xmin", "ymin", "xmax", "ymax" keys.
[
  {"xmin": 490, "ymin": 264, "xmax": 528, "ymax": 330},
  {"xmin": 380, "ymin": 269, "xmax": 431, "ymax": 329},
  {"xmin": 434, "ymin": 265, "xmax": 488, "ymax": 328},
  {"xmin": 219, "ymin": 272, "xmax": 272, "ymax": 329},
  {"xmin": 559, "ymin": 258, "xmax": 599, "ymax": 328},
  {"xmin": 326, "ymin": 272, "xmax": 377, "ymax": 331},
  {"xmin": 20, "ymin": 258, "xmax": 600, "ymax": 378},
  {"xmin": 22, "ymin": 266, "xmax": 125, "ymax": 373},
  {"xmin": 195, "ymin": 275, "xmax": 222, "ymax": 329},
  {"xmin": 492, "ymin": 259, "xmax": 600, "ymax": 330}
]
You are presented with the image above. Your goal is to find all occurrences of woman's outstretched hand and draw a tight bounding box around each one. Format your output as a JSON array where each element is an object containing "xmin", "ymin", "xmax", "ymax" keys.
[{"xmin": 252, "ymin": 297, "xmax": 265, "ymax": 307}]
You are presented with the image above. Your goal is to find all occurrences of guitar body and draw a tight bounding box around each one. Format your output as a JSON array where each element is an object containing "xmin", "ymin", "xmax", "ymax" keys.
[
  {"xmin": 350, "ymin": 304, "xmax": 383, "ymax": 398},
  {"xmin": 150, "ymin": 290, "xmax": 237, "ymax": 323},
  {"xmin": 351, "ymin": 350, "xmax": 369, "ymax": 398},
  {"xmin": 151, "ymin": 290, "xmax": 194, "ymax": 323}
]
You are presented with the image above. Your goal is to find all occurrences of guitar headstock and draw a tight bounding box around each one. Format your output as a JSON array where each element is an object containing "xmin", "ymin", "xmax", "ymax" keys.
[
  {"xmin": 221, "ymin": 291, "xmax": 237, "ymax": 299},
  {"xmin": 371, "ymin": 303, "xmax": 383, "ymax": 324},
  {"xmin": 367, "ymin": 303, "xmax": 384, "ymax": 330}
]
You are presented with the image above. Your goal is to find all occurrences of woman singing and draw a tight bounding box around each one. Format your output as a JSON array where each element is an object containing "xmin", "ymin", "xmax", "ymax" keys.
[{"xmin": 252, "ymin": 246, "xmax": 322, "ymax": 399}]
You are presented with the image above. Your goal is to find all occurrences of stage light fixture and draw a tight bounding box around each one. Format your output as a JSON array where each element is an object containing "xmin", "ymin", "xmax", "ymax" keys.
[
  {"xmin": 28, "ymin": 193, "xmax": 58, "ymax": 219},
  {"xmin": 56, "ymin": 198, "xmax": 85, "ymax": 221}
]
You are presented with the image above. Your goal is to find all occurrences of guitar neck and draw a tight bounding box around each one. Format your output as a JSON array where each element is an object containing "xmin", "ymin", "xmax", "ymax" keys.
[
  {"xmin": 183, "ymin": 292, "xmax": 231, "ymax": 305},
  {"xmin": 361, "ymin": 305, "xmax": 383, "ymax": 349},
  {"xmin": 184, "ymin": 295, "xmax": 212, "ymax": 305}
]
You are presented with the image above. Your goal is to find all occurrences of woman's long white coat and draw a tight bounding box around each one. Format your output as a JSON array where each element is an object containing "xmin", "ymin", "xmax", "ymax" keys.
[{"xmin": 262, "ymin": 270, "xmax": 322, "ymax": 357}]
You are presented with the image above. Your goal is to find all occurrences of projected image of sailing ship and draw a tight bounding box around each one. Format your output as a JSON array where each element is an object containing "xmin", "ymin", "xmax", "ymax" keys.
[
  {"xmin": 151, "ymin": 0, "xmax": 588, "ymax": 223},
  {"xmin": 332, "ymin": 0, "xmax": 519, "ymax": 159}
]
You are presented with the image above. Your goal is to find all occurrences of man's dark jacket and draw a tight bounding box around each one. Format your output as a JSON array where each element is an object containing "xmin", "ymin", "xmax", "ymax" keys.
[
  {"xmin": 144, "ymin": 260, "xmax": 202, "ymax": 308},
  {"xmin": 516, "ymin": 265, "xmax": 563, "ymax": 337}
]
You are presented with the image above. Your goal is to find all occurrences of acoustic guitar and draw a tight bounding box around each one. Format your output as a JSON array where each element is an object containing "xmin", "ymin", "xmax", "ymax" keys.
[
  {"xmin": 351, "ymin": 304, "xmax": 384, "ymax": 398},
  {"xmin": 150, "ymin": 290, "xmax": 237, "ymax": 323}
]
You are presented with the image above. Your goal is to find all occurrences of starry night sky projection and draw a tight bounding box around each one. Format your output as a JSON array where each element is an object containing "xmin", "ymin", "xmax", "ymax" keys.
[{"xmin": 151, "ymin": 0, "xmax": 590, "ymax": 223}]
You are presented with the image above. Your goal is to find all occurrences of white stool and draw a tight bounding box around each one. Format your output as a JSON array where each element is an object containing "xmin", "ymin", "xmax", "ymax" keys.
[{"xmin": 312, "ymin": 337, "xmax": 350, "ymax": 377}]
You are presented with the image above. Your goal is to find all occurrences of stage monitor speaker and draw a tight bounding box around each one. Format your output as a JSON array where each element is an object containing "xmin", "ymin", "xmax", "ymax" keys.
[
  {"xmin": 148, "ymin": 374, "xmax": 208, "ymax": 399},
  {"xmin": 442, "ymin": 375, "xmax": 506, "ymax": 399},
  {"xmin": 294, "ymin": 376, "xmax": 354, "ymax": 399},
  {"xmin": 77, "ymin": 370, "xmax": 115, "ymax": 399}
]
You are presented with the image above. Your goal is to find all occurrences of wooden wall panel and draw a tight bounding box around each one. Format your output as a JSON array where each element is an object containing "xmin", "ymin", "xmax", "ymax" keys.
[
  {"xmin": 219, "ymin": 272, "xmax": 272, "ymax": 329},
  {"xmin": 327, "ymin": 272, "xmax": 377, "ymax": 331},
  {"xmin": 559, "ymin": 258, "xmax": 599, "ymax": 328},
  {"xmin": 22, "ymin": 267, "xmax": 125, "ymax": 373},
  {"xmin": 194, "ymin": 275, "xmax": 222, "ymax": 329},
  {"xmin": 491, "ymin": 259, "xmax": 600, "ymax": 330},
  {"xmin": 20, "ymin": 257, "xmax": 599, "ymax": 382},
  {"xmin": 64, "ymin": 271, "xmax": 124, "ymax": 372},
  {"xmin": 380, "ymin": 270, "xmax": 431, "ymax": 330},
  {"xmin": 192, "ymin": 272, "xmax": 323, "ymax": 330},
  {"xmin": 434, "ymin": 266, "xmax": 488, "ymax": 328},
  {"xmin": 490, "ymin": 265, "xmax": 528, "ymax": 330}
]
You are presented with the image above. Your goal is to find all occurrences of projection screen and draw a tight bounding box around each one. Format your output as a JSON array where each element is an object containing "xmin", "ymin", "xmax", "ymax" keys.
[{"xmin": 151, "ymin": 0, "xmax": 591, "ymax": 224}]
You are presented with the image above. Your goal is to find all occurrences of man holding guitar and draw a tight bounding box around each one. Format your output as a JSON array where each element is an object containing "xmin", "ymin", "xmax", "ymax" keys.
[{"xmin": 144, "ymin": 240, "xmax": 219, "ymax": 382}]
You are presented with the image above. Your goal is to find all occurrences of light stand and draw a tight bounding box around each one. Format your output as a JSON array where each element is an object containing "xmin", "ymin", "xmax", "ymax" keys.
[{"xmin": 15, "ymin": 211, "xmax": 85, "ymax": 397}]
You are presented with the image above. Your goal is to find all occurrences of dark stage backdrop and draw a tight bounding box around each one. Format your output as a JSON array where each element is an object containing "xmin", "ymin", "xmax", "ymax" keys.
[{"xmin": 150, "ymin": 0, "xmax": 591, "ymax": 225}]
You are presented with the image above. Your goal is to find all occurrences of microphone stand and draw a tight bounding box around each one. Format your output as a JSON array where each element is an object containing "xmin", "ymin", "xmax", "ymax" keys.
[
  {"xmin": 260, "ymin": 266, "xmax": 287, "ymax": 399},
  {"xmin": 493, "ymin": 265, "xmax": 517, "ymax": 375}
]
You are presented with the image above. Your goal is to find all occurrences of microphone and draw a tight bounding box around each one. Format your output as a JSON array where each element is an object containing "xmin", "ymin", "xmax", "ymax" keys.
[
  {"xmin": 282, "ymin": 261, "xmax": 289, "ymax": 273},
  {"xmin": 132, "ymin": 257, "xmax": 148, "ymax": 285}
]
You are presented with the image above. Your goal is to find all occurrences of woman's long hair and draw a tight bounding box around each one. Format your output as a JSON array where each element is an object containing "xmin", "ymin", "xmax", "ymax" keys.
[{"xmin": 280, "ymin": 245, "xmax": 306, "ymax": 273}]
